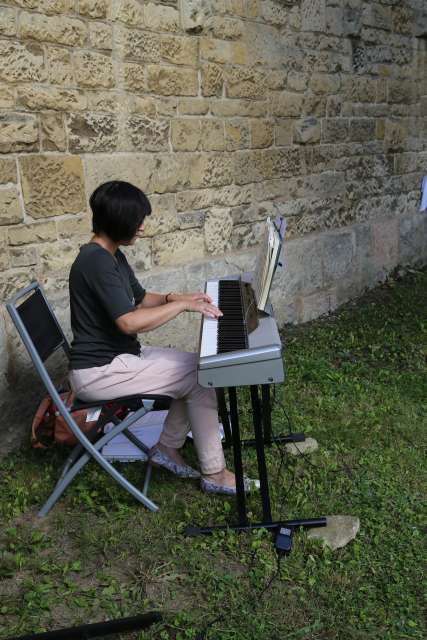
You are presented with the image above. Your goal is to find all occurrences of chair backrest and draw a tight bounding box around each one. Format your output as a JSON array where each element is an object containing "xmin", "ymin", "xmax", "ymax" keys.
[{"xmin": 6, "ymin": 281, "xmax": 70, "ymax": 363}]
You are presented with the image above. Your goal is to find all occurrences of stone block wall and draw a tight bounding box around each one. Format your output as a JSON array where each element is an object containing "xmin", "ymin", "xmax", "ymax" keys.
[{"xmin": 1, "ymin": 0, "xmax": 427, "ymax": 453}]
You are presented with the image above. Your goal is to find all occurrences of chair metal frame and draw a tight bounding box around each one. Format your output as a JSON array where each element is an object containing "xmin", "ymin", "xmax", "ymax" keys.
[{"xmin": 6, "ymin": 281, "xmax": 171, "ymax": 517}]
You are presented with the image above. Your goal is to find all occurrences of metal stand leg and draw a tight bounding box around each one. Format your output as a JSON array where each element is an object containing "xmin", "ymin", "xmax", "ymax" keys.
[{"xmin": 250, "ymin": 385, "xmax": 272, "ymax": 523}]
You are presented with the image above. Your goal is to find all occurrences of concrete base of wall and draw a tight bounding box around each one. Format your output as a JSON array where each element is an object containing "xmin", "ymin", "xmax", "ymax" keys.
[{"xmin": 1, "ymin": 210, "xmax": 426, "ymax": 457}]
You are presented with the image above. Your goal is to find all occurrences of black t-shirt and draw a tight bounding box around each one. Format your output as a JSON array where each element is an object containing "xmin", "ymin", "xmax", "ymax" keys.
[{"xmin": 69, "ymin": 243, "xmax": 145, "ymax": 369}]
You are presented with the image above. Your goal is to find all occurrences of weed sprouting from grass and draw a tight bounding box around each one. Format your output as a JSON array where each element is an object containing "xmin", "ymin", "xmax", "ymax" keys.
[{"xmin": 1, "ymin": 269, "xmax": 426, "ymax": 639}]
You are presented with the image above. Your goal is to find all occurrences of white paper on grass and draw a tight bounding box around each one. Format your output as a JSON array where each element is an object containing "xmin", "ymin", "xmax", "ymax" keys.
[{"xmin": 102, "ymin": 410, "xmax": 224, "ymax": 462}]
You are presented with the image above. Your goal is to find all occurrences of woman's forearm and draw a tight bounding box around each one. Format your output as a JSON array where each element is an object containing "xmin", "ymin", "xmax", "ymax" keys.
[
  {"xmin": 139, "ymin": 291, "xmax": 167, "ymax": 308},
  {"xmin": 116, "ymin": 300, "xmax": 186, "ymax": 334}
]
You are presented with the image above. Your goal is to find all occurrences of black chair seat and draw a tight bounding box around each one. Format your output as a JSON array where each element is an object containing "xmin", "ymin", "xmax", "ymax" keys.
[{"xmin": 72, "ymin": 394, "xmax": 173, "ymax": 412}]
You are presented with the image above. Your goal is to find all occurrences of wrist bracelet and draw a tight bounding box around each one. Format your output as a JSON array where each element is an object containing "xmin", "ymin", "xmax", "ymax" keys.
[{"xmin": 165, "ymin": 292, "xmax": 173, "ymax": 303}]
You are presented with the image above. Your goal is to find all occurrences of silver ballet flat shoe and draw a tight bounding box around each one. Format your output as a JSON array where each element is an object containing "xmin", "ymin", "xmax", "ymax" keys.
[
  {"xmin": 200, "ymin": 476, "xmax": 260, "ymax": 495},
  {"xmin": 149, "ymin": 446, "xmax": 200, "ymax": 479}
]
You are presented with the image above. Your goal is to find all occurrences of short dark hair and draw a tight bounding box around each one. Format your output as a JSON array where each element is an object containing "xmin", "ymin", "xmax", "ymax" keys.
[{"xmin": 90, "ymin": 181, "xmax": 151, "ymax": 242}]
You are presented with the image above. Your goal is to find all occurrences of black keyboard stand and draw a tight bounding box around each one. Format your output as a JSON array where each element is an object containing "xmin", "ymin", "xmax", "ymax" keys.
[{"xmin": 185, "ymin": 385, "xmax": 326, "ymax": 537}]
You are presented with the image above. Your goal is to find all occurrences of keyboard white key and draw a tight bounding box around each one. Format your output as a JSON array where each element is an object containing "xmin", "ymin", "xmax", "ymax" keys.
[{"xmin": 200, "ymin": 280, "xmax": 219, "ymax": 358}]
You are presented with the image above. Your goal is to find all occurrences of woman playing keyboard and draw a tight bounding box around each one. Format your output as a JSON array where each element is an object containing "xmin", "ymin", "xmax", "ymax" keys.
[{"xmin": 68, "ymin": 180, "xmax": 253, "ymax": 495}]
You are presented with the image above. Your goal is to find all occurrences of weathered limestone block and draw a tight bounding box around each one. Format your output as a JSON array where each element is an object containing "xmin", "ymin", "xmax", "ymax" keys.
[
  {"xmin": 4, "ymin": 0, "xmax": 73, "ymax": 13},
  {"xmin": 78, "ymin": 0, "xmax": 108, "ymax": 19},
  {"xmin": 10, "ymin": 246, "xmax": 37, "ymax": 267},
  {"xmin": 349, "ymin": 118, "xmax": 376, "ymax": 142},
  {"xmin": 114, "ymin": 0, "xmax": 144, "ymax": 27},
  {"xmin": 176, "ymin": 184, "xmax": 252, "ymax": 211},
  {"xmin": 152, "ymin": 228, "xmax": 204, "ymax": 266},
  {"xmin": 122, "ymin": 238, "xmax": 152, "ymax": 271},
  {"xmin": 8, "ymin": 221, "xmax": 56, "ymax": 245},
  {"xmin": 250, "ymin": 119, "xmax": 273, "ymax": 149},
  {"xmin": 0, "ymin": 188, "xmax": 23, "ymax": 225},
  {"xmin": 388, "ymin": 80, "xmax": 414, "ymax": 104},
  {"xmin": 129, "ymin": 95, "xmax": 157, "ymax": 116},
  {"xmin": 0, "ymin": 41, "xmax": 45, "ymax": 83},
  {"xmin": 155, "ymin": 97, "xmax": 177, "ymax": 117},
  {"xmin": 343, "ymin": 77, "xmax": 377, "ymax": 103},
  {"xmin": 399, "ymin": 214, "xmax": 427, "ymax": 266},
  {"xmin": 67, "ymin": 113, "xmax": 119, "ymax": 152},
  {"xmin": 144, "ymin": 3, "xmax": 179, "ymax": 32},
  {"xmin": 200, "ymin": 38, "xmax": 247, "ymax": 65},
  {"xmin": 294, "ymin": 117, "xmax": 321, "ymax": 144},
  {"xmin": 201, "ymin": 63, "xmax": 223, "ymax": 97},
  {"xmin": 322, "ymin": 118, "xmax": 349, "ymax": 143},
  {"xmin": 161, "ymin": 35, "xmax": 198, "ymax": 66},
  {"xmin": 74, "ymin": 51, "xmax": 114, "ymax": 88},
  {"xmin": 231, "ymin": 220, "xmax": 264, "ymax": 250},
  {"xmin": 0, "ymin": 266, "xmax": 37, "ymax": 300},
  {"xmin": 178, "ymin": 98, "xmax": 209, "ymax": 115},
  {"xmin": 207, "ymin": 16, "xmax": 243, "ymax": 40},
  {"xmin": 171, "ymin": 118, "xmax": 201, "ymax": 151},
  {"xmin": 177, "ymin": 210, "xmax": 204, "ymax": 229},
  {"xmin": 301, "ymin": 0, "xmax": 326, "ymax": 32},
  {"xmin": 225, "ymin": 119, "xmax": 250, "ymax": 150},
  {"xmin": 0, "ymin": 230, "xmax": 8, "ymax": 269},
  {"xmin": 40, "ymin": 112, "xmax": 66, "ymax": 151},
  {"xmin": 147, "ymin": 65, "xmax": 198, "ymax": 96},
  {"xmin": 322, "ymin": 231, "xmax": 355, "ymax": 286},
  {"xmin": 0, "ymin": 85, "xmax": 14, "ymax": 109},
  {"xmin": 210, "ymin": 99, "xmax": 267, "ymax": 118},
  {"xmin": 119, "ymin": 62, "xmax": 146, "ymax": 92},
  {"xmin": 204, "ymin": 207, "xmax": 232, "ymax": 254},
  {"xmin": 189, "ymin": 152, "xmax": 233, "ymax": 188},
  {"xmin": 383, "ymin": 118, "xmax": 407, "ymax": 151},
  {"xmin": 143, "ymin": 193, "xmax": 178, "ymax": 237},
  {"xmin": 296, "ymin": 288, "xmax": 337, "ymax": 322},
  {"xmin": 287, "ymin": 70, "xmax": 307, "ymax": 93},
  {"xmin": 310, "ymin": 72, "xmax": 341, "ymax": 95},
  {"xmin": 180, "ymin": 0, "xmax": 212, "ymax": 32},
  {"xmin": 39, "ymin": 241, "xmax": 79, "ymax": 273},
  {"xmin": 89, "ymin": 22, "xmax": 113, "ymax": 50},
  {"xmin": 363, "ymin": 3, "xmax": 392, "ymax": 31},
  {"xmin": 0, "ymin": 7, "xmax": 16, "ymax": 36},
  {"xmin": 0, "ymin": 112, "xmax": 38, "ymax": 153},
  {"xmin": 272, "ymin": 92, "xmax": 304, "ymax": 117},
  {"xmin": 230, "ymin": 199, "xmax": 279, "ymax": 226},
  {"xmin": 17, "ymin": 87, "xmax": 86, "ymax": 111},
  {"xmin": 46, "ymin": 46, "xmax": 74, "ymax": 85},
  {"xmin": 225, "ymin": 66, "xmax": 266, "ymax": 99},
  {"xmin": 260, "ymin": 0, "xmax": 288, "ymax": 26},
  {"xmin": 275, "ymin": 118, "xmax": 294, "ymax": 146},
  {"xmin": 326, "ymin": 95, "xmax": 342, "ymax": 118},
  {"xmin": 57, "ymin": 214, "xmax": 91, "ymax": 239},
  {"xmin": 86, "ymin": 152, "xmax": 192, "ymax": 195},
  {"xmin": 392, "ymin": 6, "xmax": 412, "ymax": 35},
  {"xmin": 20, "ymin": 155, "xmax": 85, "ymax": 218},
  {"xmin": 0, "ymin": 159, "xmax": 17, "ymax": 183},
  {"xmin": 122, "ymin": 115, "xmax": 170, "ymax": 152},
  {"xmin": 115, "ymin": 25, "xmax": 160, "ymax": 61},
  {"xmin": 372, "ymin": 218, "xmax": 398, "ymax": 271},
  {"xmin": 201, "ymin": 119, "xmax": 225, "ymax": 151},
  {"xmin": 19, "ymin": 12, "xmax": 87, "ymax": 46},
  {"xmin": 307, "ymin": 516, "xmax": 360, "ymax": 551}
]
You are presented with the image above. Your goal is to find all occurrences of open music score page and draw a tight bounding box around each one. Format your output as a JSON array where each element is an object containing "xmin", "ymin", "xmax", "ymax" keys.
[{"xmin": 252, "ymin": 216, "xmax": 286, "ymax": 312}]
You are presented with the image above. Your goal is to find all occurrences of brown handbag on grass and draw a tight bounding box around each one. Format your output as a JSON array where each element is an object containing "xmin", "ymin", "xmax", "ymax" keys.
[{"xmin": 31, "ymin": 390, "xmax": 102, "ymax": 448}]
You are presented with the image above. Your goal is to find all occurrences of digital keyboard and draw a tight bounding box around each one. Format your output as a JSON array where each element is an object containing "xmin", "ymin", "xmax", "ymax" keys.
[{"xmin": 197, "ymin": 276, "xmax": 285, "ymax": 389}]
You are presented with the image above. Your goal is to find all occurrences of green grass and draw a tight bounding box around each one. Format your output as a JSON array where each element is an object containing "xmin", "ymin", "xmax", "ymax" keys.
[{"xmin": 1, "ymin": 268, "xmax": 426, "ymax": 640}]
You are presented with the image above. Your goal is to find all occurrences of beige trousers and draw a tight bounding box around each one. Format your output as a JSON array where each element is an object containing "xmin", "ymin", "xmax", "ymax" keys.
[{"xmin": 68, "ymin": 347, "xmax": 226, "ymax": 475}]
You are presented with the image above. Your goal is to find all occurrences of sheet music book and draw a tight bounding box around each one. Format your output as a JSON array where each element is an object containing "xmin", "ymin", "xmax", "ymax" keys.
[{"xmin": 252, "ymin": 216, "xmax": 286, "ymax": 311}]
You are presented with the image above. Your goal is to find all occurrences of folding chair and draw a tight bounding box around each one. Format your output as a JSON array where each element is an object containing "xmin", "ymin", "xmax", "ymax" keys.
[{"xmin": 6, "ymin": 281, "xmax": 172, "ymax": 517}]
